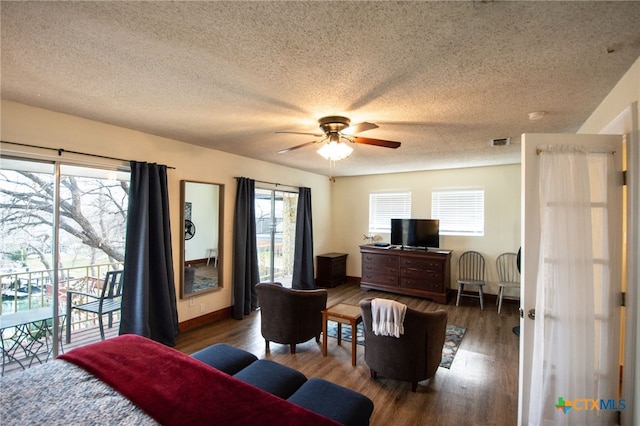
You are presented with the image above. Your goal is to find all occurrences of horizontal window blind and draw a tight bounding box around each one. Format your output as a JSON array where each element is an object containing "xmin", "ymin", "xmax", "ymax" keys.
[
  {"xmin": 431, "ymin": 188, "xmax": 484, "ymax": 236},
  {"xmin": 369, "ymin": 192, "xmax": 411, "ymax": 233}
]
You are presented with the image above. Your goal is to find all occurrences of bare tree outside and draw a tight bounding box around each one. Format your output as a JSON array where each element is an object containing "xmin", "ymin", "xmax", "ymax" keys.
[{"xmin": 0, "ymin": 169, "xmax": 128, "ymax": 272}]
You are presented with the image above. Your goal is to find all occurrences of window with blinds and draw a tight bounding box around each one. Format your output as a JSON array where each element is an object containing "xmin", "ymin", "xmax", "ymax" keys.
[
  {"xmin": 431, "ymin": 188, "xmax": 484, "ymax": 236},
  {"xmin": 368, "ymin": 191, "xmax": 411, "ymax": 233}
]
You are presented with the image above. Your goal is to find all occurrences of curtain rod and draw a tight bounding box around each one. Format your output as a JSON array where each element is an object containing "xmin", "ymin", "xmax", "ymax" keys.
[
  {"xmin": 536, "ymin": 148, "xmax": 616, "ymax": 155},
  {"xmin": 235, "ymin": 176, "xmax": 299, "ymax": 190},
  {"xmin": 1, "ymin": 140, "xmax": 175, "ymax": 169}
]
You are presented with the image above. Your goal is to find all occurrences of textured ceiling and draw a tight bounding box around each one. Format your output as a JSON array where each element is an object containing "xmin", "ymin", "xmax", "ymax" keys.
[{"xmin": 2, "ymin": 1, "xmax": 640, "ymax": 177}]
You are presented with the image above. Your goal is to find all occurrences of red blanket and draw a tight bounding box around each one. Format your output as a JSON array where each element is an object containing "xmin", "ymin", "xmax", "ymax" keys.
[{"xmin": 59, "ymin": 335, "xmax": 339, "ymax": 426}]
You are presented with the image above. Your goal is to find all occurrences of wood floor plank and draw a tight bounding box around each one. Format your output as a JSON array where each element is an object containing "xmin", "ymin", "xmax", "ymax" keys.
[{"xmin": 174, "ymin": 282, "xmax": 519, "ymax": 425}]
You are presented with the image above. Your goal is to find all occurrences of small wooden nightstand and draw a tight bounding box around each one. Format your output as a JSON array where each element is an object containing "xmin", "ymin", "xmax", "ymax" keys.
[{"xmin": 316, "ymin": 252, "xmax": 348, "ymax": 288}]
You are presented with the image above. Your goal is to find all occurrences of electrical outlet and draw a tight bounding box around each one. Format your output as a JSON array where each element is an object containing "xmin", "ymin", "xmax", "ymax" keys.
[
  {"xmin": 189, "ymin": 298, "xmax": 195, "ymax": 307},
  {"xmin": 200, "ymin": 303, "xmax": 205, "ymax": 313}
]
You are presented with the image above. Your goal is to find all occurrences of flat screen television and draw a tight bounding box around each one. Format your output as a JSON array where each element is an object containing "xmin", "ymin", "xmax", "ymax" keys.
[{"xmin": 390, "ymin": 218, "xmax": 440, "ymax": 249}]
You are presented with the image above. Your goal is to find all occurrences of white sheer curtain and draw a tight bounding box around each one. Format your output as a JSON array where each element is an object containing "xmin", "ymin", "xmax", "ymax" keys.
[{"xmin": 528, "ymin": 145, "xmax": 621, "ymax": 425}]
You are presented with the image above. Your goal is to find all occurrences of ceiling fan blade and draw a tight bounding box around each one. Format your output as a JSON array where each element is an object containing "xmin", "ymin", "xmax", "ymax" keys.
[
  {"xmin": 275, "ymin": 131, "xmax": 324, "ymax": 137},
  {"xmin": 278, "ymin": 140, "xmax": 320, "ymax": 154},
  {"xmin": 344, "ymin": 121, "xmax": 378, "ymax": 135},
  {"xmin": 352, "ymin": 136, "xmax": 401, "ymax": 149}
]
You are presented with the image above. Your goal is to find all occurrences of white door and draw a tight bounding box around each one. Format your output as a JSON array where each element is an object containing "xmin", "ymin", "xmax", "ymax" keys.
[{"xmin": 519, "ymin": 133, "xmax": 625, "ymax": 424}]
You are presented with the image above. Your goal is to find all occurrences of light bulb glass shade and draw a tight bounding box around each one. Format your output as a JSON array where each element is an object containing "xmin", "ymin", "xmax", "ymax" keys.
[{"xmin": 317, "ymin": 141, "xmax": 353, "ymax": 161}]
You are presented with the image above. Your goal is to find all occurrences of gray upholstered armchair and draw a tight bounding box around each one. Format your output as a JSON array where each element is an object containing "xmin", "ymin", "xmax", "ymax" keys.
[
  {"xmin": 256, "ymin": 283, "xmax": 328, "ymax": 354},
  {"xmin": 359, "ymin": 298, "xmax": 447, "ymax": 392}
]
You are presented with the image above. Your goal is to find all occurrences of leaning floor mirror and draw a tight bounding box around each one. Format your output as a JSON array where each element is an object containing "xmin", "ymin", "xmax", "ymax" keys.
[{"xmin": 180, "ymin": 180, "xmax": 224, "ymax": 298}]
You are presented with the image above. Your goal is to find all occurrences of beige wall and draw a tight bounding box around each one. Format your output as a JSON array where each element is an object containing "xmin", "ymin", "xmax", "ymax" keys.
[
  {"xmin": 330, "ymin": 164, "xmax": 521, "ymax": 296},
  {"xmin": 0, "ymin": 100, "xmax": 333, "ymax": 322}
]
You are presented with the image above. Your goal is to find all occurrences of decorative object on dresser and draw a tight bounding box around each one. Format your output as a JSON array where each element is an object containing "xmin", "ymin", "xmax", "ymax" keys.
[
  {"xmin": 316, "ymin": 252, "xmax": 348, "ymax": 288},
  {"xmin": 359, "ymin": 245, "xmax": 452, "ymax": 304}
]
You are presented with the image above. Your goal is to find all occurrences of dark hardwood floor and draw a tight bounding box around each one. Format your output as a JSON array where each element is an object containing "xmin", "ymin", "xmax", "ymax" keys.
[{"xmin": 174, "ymin": 282, "xmax": 520, "ymax": 426}]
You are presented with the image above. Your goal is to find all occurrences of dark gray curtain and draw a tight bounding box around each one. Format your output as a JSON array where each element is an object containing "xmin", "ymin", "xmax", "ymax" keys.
[
  {"xmin": 120, "ymin": 161, "xmax": 179, "ymax": 346},
  {"xmin": 232, "ymin": 177, "xmax": 260, "ymax": 319},
  {"xmin": 292, "ymin": 187, "xmax": 315, "ymax": 289}
]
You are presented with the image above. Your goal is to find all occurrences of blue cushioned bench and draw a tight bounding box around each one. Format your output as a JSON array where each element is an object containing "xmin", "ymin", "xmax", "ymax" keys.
[
  {"xmin": 190, "ymin": 343, "xmax": 374, "ymax": 425},
  {"xmin": 288, "ymin": 378, "xmax": 374, "ymax": 426},
  {"xmin": 234, "ymin": 359, "xmax": 307, "ymax": 399},
  {"xmin": 190, "ymin": 343, "xmax": 258, "ymax": 375}
]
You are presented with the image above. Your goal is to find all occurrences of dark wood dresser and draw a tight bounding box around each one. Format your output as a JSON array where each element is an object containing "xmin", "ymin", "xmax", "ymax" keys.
[
  {"xmin": 360, "ymin": 245, "xmax": 452, "ymax": 304},
  {"xmin": 316, "ymin": 252, "xmax": 348, "ymax": 288}
]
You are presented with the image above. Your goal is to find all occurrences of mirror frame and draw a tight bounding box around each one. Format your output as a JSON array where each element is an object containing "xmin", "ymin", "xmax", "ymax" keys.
[{"xmin": 180, "ymin": 180, "xmax": 224, "ymax": 299}]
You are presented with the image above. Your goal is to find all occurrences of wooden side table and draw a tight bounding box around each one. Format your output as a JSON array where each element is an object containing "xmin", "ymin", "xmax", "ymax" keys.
[
  {"xmin": 316, "ymin": 252, "xmax": 348, "ymax": 288},
  {"xmin": 322, "ymin": 303, "xmax": 362, "ymax": 366}
]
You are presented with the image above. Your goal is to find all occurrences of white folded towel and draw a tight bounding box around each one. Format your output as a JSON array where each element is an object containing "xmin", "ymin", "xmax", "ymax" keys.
[{"xmin": 371, "ymin": 298, "xmax": 407, "ymax": 338}]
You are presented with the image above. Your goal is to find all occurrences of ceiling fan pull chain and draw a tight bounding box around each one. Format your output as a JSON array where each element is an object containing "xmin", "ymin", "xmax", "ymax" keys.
[{"xmin": 328, "ymin": 159, "xmax": 336, "ymax": 183}]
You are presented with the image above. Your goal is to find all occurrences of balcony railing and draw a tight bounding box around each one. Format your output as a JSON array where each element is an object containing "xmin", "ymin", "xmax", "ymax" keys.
[
  {"xmin": 1, "ymin": 263, "xmax": 122, "ymax": 314},
  {"xmin": 1, "ymin": 263, "xmax": 123, "ymax": 375}
]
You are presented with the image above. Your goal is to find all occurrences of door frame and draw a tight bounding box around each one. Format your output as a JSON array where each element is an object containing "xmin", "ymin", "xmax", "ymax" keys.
[{"xmin": 602, "ymin": 102, "xmax": 639, "ymax": 426}]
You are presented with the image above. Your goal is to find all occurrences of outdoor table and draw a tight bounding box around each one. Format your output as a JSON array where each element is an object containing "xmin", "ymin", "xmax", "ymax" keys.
[{"xmin": 0, "ymin": 307, "xmax": 65, "ymax": 376}]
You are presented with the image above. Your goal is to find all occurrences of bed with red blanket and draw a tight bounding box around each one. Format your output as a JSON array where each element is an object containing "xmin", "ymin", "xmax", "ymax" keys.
[{"xmin": 0, "ymin": 335, "xmax": 341, "ymax": 425}]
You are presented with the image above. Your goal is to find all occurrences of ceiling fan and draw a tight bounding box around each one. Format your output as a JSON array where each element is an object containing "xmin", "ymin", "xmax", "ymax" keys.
[{"xmin": 277, "ymin": 116, "xmax": 401, "ymax": 159}]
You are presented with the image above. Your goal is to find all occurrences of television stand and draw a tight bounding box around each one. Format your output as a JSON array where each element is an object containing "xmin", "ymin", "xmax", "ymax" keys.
[{"xmin": 359, "ymin": 245, "xmax": 452, "ymax": 304}]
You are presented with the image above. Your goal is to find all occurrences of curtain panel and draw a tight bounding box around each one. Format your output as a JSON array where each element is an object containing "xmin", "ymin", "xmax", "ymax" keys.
[
  {"xmin": 528, "ymin": 146, "xmax": 621, "ymax": 425},
  {"xmin": 120, "ymin": 161, "xmax": 179, "ymax": 346},
  {"xmin": 232, "ymin": 177, "xmax": 260, "ymax": 319},
  {"xmin": 292, "ymin": 187, "xmax": 314, "ymax": 289}
]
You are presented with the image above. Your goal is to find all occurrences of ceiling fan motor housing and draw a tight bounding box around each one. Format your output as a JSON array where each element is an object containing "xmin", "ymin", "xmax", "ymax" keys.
[{"xmin": 319, "ymin": 116, "xmax": 351, "ymax": 134}]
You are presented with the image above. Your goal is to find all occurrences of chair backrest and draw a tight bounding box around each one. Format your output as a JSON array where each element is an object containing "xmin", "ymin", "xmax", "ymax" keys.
[
  {"xmin": 255, "ymin": 282, "xmax": 328, "ymax": 343},
  {"xmin": 457, "ymin": 251, "xmax": 485, "ymax": 281},
  {"xmin": 359, "ymin": 298, "xmax": 447, "ymax": 382},
  {"xmin": 100, "ymin": 270, "xmax": 124, "ymax": 300},
  {"xmin": 496, "ymin": 253, "xmax": 520, "ymax": 284}
]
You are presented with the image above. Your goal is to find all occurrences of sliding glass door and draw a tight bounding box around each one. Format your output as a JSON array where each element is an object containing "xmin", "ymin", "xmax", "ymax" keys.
[
  {"xmin": 255, "ymin": 188, "xmax": 298, "ymax": 287},
  {"xmin": 0, "ymin": 156, "xmax": 129, "ymax": 375}
]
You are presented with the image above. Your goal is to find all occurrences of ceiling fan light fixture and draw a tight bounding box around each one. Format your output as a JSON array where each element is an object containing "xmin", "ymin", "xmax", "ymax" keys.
[{"xmin": 317, "ymin": 140, "xmax": 353, "ymax": 161}]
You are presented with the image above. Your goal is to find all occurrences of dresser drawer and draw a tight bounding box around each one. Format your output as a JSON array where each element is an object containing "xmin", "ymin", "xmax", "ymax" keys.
[
  {"xmin": 361, "ymin": 272, "xmax": 399, "ymax": 287},
  {"xmin": 362, "ymin": 261, "xmax": 398, "ymax": 275},
  {"xmin": 362, "ymin": 253, "xmax": 397, "ymax": 267},
  {"xmin": 400, "ymin": 268, "xmax": 443, "ymax": 281},
  {"xmin": 401, "ymin": 277, "xmax": 444, "ymax": 292},
  {"xmin": 399, "ymin": 257, "xmax": 443, "ymax": 272}
]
